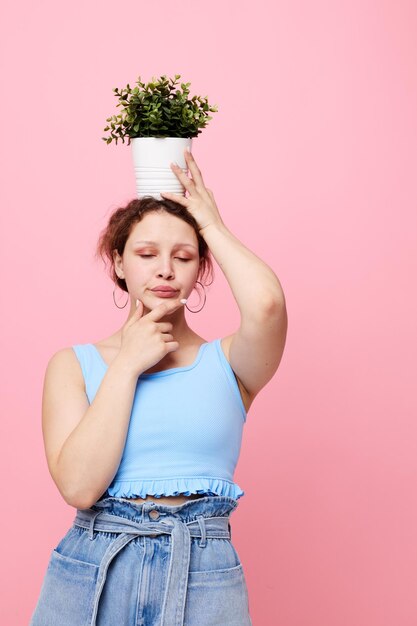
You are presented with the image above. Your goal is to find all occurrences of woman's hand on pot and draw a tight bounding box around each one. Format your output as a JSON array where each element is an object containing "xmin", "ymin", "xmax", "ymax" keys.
[{"xmin": 160, "ymin": 149, "xmax": 224, "ymax": 232}]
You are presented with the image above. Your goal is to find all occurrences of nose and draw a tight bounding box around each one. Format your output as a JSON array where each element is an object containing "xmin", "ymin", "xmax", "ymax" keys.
[{"xmin": 156, "ymin": 257, "xmax": 174, "ymax": 279}]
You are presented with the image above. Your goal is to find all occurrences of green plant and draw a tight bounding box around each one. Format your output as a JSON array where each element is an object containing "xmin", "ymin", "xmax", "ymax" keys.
[{"xmin": 102, "ymin": 74, "xmax": 218, "ymax": 145}]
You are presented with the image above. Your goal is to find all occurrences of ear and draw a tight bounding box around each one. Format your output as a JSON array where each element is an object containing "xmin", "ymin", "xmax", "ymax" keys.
[{"xmin": 113, "ymin": 249, "xmax": 125, "ymax": 279}]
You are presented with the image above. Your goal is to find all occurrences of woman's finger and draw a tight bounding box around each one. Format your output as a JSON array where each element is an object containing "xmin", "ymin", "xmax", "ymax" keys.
[
  {"xmin": 170, "ymin": 162, "xmax": 195, "ymax": 194},
  {"xmin": 157, "ymin": 322, "xmax": 174, "ymax": 333},
  {"xmin": 160, "ymin": 191, "xmax": 189, "ymax": 206},
  {"xmin": 185, "ymin": 149, "xmax": 205, "ymax": 189}
]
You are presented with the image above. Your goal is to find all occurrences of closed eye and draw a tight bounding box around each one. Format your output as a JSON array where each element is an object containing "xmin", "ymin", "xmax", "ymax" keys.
[{"xmin": 139, "ymin": 255, "xmax": 190, "ymax": 261}]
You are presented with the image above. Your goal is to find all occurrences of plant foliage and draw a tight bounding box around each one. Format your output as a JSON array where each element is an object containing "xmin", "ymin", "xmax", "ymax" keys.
[{"xmin": 102, "ymin": 74, "xmax": 218, "ymax": 145}]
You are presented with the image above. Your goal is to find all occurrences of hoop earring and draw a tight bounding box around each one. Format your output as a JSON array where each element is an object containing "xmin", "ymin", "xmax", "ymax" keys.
[
  {"xmin": 113, "ymin": 285, "xmax": 129, "ymax": 309},
  {"xmin": 185, "ymin": 281, "xmax": 206, "ymax": 313}
]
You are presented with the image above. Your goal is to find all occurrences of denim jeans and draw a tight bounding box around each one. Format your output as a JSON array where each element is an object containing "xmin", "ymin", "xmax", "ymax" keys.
[{"xmin": 30, "ymin": 495, "xmax": 252, "ymax": 625}]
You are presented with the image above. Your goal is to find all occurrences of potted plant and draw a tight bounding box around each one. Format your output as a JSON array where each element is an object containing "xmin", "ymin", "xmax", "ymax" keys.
[{"xmin": 102, "ymin": 74, "xmax": 218, "ymax": 199}]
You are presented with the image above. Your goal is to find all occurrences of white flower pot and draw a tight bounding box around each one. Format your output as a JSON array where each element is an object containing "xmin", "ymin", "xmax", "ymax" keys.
[{"xmin": 131, "ymin": 137, "xmax": 193, "ymax": 200}]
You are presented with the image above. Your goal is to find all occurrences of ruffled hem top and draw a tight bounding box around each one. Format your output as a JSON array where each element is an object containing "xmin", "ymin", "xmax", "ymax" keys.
[
  {"xmin": 106, "ymin": 476, "xmax": 244, "ymax": 500},
  {"xmin": 72, "ymin": 338, "xmax": 247, "ymax": 501}
]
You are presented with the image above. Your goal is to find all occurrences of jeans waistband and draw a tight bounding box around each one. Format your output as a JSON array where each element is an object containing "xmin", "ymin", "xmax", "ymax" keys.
[{"xmin": 73, "ymin": 500, "xmax": 233, "ymax": 626}]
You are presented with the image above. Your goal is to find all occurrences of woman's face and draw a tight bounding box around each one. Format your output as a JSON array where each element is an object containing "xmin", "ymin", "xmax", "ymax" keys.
[{"xmin": 114, "ymin": 210, "xmax": 201, "ymax": 309}]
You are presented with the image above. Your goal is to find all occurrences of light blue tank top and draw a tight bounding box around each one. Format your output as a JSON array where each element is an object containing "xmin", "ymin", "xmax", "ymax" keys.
[{"xmin": 72, "ymin": 338, "xmax": 247, "ymax": 500}]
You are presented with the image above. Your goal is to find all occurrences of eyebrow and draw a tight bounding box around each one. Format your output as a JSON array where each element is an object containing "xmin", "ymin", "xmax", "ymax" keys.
[{"xmin": 133, "ymin": 240, "xmax": 197, "ymax": 250}]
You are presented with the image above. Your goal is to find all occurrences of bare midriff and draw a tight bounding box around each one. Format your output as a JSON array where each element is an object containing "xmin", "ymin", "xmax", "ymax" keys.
[{"xmin": 118, "ymin": 493, "xmax": 208, "ymax": 506}]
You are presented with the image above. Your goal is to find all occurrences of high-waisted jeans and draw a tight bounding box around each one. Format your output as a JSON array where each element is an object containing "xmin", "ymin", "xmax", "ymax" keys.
[{"xmin": 29, "ymin": 495, "xmax": 252, "ymax": 625}]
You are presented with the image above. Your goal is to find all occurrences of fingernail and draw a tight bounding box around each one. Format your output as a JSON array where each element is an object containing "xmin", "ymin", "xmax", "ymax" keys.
[
  {"xmin": 186, "ymin": 146, "xmax": 191, "ymax": 153},
  {"xmin": 180, "ymin": 298, "xmax": 187, "ymax": 304},
  {"xmin": 136, "ymin": 299, "xmax": 139, "ymax": 307}
]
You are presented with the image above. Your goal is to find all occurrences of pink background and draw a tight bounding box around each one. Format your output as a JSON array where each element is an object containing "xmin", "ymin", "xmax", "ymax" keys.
[{"xmin": 1, "ymin": 1, "xmax": 416, "ymax": 624}]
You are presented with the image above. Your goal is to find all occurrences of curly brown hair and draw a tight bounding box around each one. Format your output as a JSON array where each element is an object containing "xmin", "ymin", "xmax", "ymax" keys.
[{"xmin": 95, "ymin": 196, "xmax": 214, "ymax": 293}]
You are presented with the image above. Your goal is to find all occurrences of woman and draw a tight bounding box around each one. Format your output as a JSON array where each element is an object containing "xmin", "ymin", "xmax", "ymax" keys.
[{"xmin": 30, "ymin": 150, "xmax": 288, "ymax": 625}]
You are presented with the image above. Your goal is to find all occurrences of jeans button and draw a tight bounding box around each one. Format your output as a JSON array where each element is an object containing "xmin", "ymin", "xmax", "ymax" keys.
[{"xmin": 149, "ymin": 510, "xmax": 160, "ymax": 520}]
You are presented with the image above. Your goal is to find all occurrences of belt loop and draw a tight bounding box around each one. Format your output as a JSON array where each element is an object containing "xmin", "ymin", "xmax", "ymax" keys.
[
  {"xmin": 228, "ymin": 521, "xmax": 232, "ymax": 539},
  {"xmin": 88, "ymin": 510, "xmax": 101, "ymax": 540},
  {"xmin": 196, "ymin": 515, "xmax": 207, "ymax": 548}
]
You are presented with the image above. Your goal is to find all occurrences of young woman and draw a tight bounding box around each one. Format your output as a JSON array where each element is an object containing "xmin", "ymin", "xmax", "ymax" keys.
[{"xmin": 30, "ymin": 150, "xmax": 288, "ymax": 625}]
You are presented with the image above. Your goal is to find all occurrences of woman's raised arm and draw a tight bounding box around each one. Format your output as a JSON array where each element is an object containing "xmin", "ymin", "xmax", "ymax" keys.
[
  {"xmin": 198, "ymin": 221, "xmax": 287, "ymax": 400},
  {"xmin": 160, "ymin": 150, "xmax": 287, "ymax": 401}
]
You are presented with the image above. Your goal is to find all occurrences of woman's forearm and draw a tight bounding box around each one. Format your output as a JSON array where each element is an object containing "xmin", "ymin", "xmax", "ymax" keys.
[
  {"xmin": 56, "ymin": 357, "xmax": 138, "ymax": 509},
  {"xmin": 200, "ymin": 221, "xmax": 286, "ymax": 318}
]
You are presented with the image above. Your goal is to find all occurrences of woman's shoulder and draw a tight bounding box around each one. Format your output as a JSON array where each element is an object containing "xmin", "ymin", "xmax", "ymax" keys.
[
  {"xmin": 43, "ymin": 346, "xmax": 86, "ymax": 396},
  {"xmin": 47, "ymin": 345, "xmax": 81, "ymax": 366},
  {"xmin": 46, "ymin": 344, "xmax": 90, "ymax": 377}
]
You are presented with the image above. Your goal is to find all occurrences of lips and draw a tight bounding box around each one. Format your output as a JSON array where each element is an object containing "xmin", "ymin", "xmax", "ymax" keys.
[
  {"xmin": 151, "ymin": 290, "xmax": 179, "ymax": 299},
  {"xmin": 151, "ymin": 286, "xmax": 178, "ymax": 293},
  {"xmin": 150, "ymin": 286, "xmax": 179, "ymax": 298}
]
